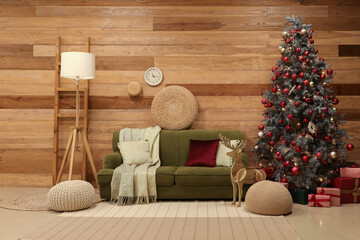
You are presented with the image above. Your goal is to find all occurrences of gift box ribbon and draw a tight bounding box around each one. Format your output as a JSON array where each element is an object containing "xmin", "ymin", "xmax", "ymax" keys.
[
  {"xmin": 318, "ymin": 188, "xmax": 340, "ymax": 198},
  {"xmin": 309, "ymin": 194, "xmax": 329, "ymax": 207},
  {"xmin": 340, "ymin": 178, "xmax": 360, "ymax": 203}
]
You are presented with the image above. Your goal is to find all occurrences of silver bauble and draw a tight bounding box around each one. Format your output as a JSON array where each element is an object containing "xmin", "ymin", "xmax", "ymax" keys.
[
  {"xmin": 282, "ymin": 31, "xmax": 288, "ymax": 37},
  {"xmin": 330, "ymin": 117, "xmax": 334, "ymax": 123},
  {"xmin": 330, "ymin": 151, "xmax": 337, "ymax": 159},
  {"xmin": 301, "ymin": 29, "xmax": 307, "ymax": 35},
  {"xmin": 310, "ymin": 81, "xmax": 314, "ymax": 87},
  {"xmin": 281, "ymin": 48, "xmax": 285, "ymax": 53},
  {"xmin": 258, "ymin": 131, "xmax": 264, "ymax": 138}
]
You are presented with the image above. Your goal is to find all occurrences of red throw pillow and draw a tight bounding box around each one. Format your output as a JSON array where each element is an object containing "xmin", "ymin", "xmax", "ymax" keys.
[{"xmin": 186, "ymin": 139, "xmax": 220, "ymax": 167}]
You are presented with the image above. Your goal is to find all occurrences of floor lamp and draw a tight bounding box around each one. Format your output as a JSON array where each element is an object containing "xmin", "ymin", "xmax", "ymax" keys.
[{"xmin": 56, "ymin": 52, "xmax": 98, "ymax": 186}]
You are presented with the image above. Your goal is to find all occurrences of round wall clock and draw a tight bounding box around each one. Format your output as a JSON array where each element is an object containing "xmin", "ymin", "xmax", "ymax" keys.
[{"xmin": 144, "ymin": 67, "xmax": 163, "ymax": 86}]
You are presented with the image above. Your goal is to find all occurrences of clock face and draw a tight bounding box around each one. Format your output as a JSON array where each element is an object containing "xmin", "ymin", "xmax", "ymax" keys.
[{"xmin": 144, "ymin": 67, "xmax": 163, "ymax": 86}]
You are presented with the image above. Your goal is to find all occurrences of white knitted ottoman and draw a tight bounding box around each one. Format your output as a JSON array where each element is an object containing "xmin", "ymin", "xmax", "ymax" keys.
[{"xmin": 47, "ymin": 180, "xmax": 95, "ymax": 212}]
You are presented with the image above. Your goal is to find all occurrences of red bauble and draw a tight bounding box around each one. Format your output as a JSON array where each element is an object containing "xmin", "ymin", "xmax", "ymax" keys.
[
  {"xmin": 303, "ymin": 80, "xmax": 310, "ymax": 86},
  {"xmin": 322, "ymin": 159, "xmax": 328, "ymax": 164},
  {"xmin": 323, "ymin": 107, "xmax": 328, "ymax": 113},
  {"xmin": 296, "ymin": 48, "xmax": 301, "ymax": 53},
  {"xmin": 272, "ymin": 87, "xmax": 277, "ymax": 92},
  {"xmin": 272, "ymin": 76, "xmax": 277, "ymax": 81},
  {"xmin": 271, "ymin": 67, "xmax": 277, "ymax": 72},
  {"xmin": 284, "ymin": 161, "xmax": 291, "ymax": 167},
  {"xmin": 264, "ymin": 104, "xmax": 268, "ymax": 108},
  {"xmin": 302, "ymin": 132, "xmax": 306, "ymax": 136},
  {"xmin": 279, "ymin": 137, "xmax": 283, "ymax": 141},
  {"xmin": 267, "ymin": 102, "xmax": 273, "ymax": 107},
  {"xmin": 281, "ymin": 178, "xmax": 288, "ymax": 183},
  {"xmin": 296, "ymin": 147, "xmax": 301, "ymax": 152},
  {"xmin": 290, "ymin": 37, "xmax": 293, "ymax": 41},
  {"xmin": 325, "ymin": 136, "xmax": 331, "ymax": 142},
  {"xmin": 347, "ymin": 144, "xmax": 354, "ymax": 151},
  {"xmin": 291, "ymin": 166, "xmax": 300, "ymax": 175},
  {"xmin": 333, "ymin": 98, "xmax": 339, "ymax": 105},
  {"xmin": 316, "ymin": 152, "xmax": 323, "ymax": 159},
  {"xmin": 321, "ymin": 113, "xmax": 325, "ymax": 119},
  {"xmin": 304, "ymin": 51, "xmax": 309, "ymax": 56},
  {"xmin": 305, "ymin": 58, "xmax": 310, "ymax": 64},
  {"xmin": 276, "ymin": 71, "xmax": 282, "ymax": 77},
  {"xmin": 283, "ymin": 88, "xmax": 290, "ymax": 95},
  {"xmin": 321, "ymin": 74, "xmax": 326, "ymax": 79},
  {"xmin": 276, "ymin": 151, "xmax": 281, "ymax": 156},
  {"xmin": 269, "ymin": 141, "xmax": 275, "ymax": 146},
  {"xmin": 327, "ymin": 69, "xmax": 333, "ymax": 75},
  {"xmin": 303, "ymin": 118, "xmax": 309, "ymax": 123},
  {"xmin": 315, "ymin": 49, "xmax": 318, "ymax": 54},
  {"xmin": 295, "ymin": 101, "xmax": 300, "ymax": 107},
  {"xmin": 280, "ymin": 101, "xmax": 286, "ymax": 107},
  {"xmin": 277, "ymin": 156, "xmax": 284, "ymax": 161},
  {"xmin": 265, "ymin": 116, "xmax": 270, "ymax": 120},
  {"xmin": 313, "ymin": 68, "xmax": 319, "ymax": 74},
  {"xmin": 305, "ymin": 98, "xmax": 311, "ymax": 103},
  {"xmin": 278, "ymin": 119, "xmax": 283, "ymax": 124},
  {"xmin": 288, "ymin": 114, "xmax": 294, "ymax": 120},
  {"xmin": 299, "ymin": 72, "xmax": 304, "ymax": 78},
  {"xmin": 258, "ymin": 125, "xmax": 264, "ymax": 130},
  {"xmin": 298, "ymin": 56, "xmax": 304, "ymax": 62},
  {"xmin": 302, "ymin": 156, "xmax": 309, "ymax": 163},
  {"xmin": 309, "ymin": 39, "xmax": 314, "ymax": 44},
  {"xmin": 267, "ymin": 132, "xmax": 273, "ymax": 137},
  {"xmin": 283, "ymin": 57, "xmax": 289, "ymax": 62},
  {"xmin": 310, "ymin": 30, "xmax": 314, "ymax": 33},
  {"xmin": 297, "ymin": 85, "xmax": 302, "ymax": 91},
  {"xmin": 319, "ymin": 58, "xmax": 324, "ymax": 61},
  {"xmin": 285, "ymin": 72, "xmax": 290, "ymax": 78},
  {"xmin": 286, "ymin": 39, "xmax": 290, "ymax": 44},
  {"xmin": 291, "ymin": 141, "xmax": 296, "ymax": 146},
  {"xmin": 308, "ymin": 109, "xmax": 313, "ymax": 115},
  {"xmin": 308, "ymin": 35, "xmax": 312, "ymax": 39},
  {"xmin": 286, "ymin": 125, "xmax": 292, "ymax": 131},
  {"xmin": 291, "ymin": 73, "xmax": 297, "ymax": 79},
  {"xmin": 282, "ymin": 140, "xmax": 286, "ymax": 144},
  {"xmin": 261, "ymin": 98, "xmax": 268, "ymax": 104}
]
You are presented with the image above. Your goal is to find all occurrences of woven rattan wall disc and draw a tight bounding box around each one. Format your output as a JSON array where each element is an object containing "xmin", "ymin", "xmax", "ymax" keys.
[{"xmin": 151, "ymin": 86, "xmax": 198, "ymax": 130}]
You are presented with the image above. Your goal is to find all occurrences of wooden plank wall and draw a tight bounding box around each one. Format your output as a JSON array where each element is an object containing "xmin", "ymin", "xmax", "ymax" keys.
[{"xmin": 0, "ymin": 0, "xmax": 359, "ymax": 187}]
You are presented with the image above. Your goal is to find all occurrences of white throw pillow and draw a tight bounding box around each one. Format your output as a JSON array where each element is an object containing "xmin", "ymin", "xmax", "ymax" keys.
[
  {"xmin": 216, "ymin": 139, "xmax": 241, "ymax": 167},
  {"xmin": 118, "ymin": 140, "xmax": 151, "ymax": 165}
]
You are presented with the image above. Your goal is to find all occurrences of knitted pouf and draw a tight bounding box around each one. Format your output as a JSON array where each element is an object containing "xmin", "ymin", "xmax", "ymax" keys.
[
  {"xmin": 245, "ymin": 181, "xmax": 293, "ymax": 216},
  {"xmin": 47, "ymin": 180, "xmax": 95, "ymax": 212}
]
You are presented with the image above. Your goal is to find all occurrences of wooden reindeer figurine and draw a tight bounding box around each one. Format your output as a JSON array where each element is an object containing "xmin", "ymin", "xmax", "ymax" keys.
[{"xmin": 219, "ymin": 134, "xmax": 266, "ymax": 207}]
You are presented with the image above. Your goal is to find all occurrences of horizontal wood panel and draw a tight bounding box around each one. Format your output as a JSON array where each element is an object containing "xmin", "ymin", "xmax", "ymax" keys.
[
  {"xmin": 267, "ymin": 6, "xmax": 328, "ymax": 17},
  {"xmin": 339, "ymin": 45, "xmax": 360, "ymax": 57},
  {"xmin": 0, "ymin": 6, "xmax": 35, "ymax": 16},
  {"xmin": 96, "ymin": 57, "xmax": 154, "ymax": 71},
  {"xmin": 0, "ymin": 56, "xmax": 54, "ymax": 70},
  {"xmin": 35, "ymin": 6, "xmax": 268, "ymax": 17},
  {"xmin": 0, "ymin": 44, "xmax": 33, "ymax": 56},
  {"xmin": 0, "ymin": 17, "xmax": 153, "ymax": 31},
  {"xmin": 329, "ymin": 6, "xmax": 360, "ymax": 16}
]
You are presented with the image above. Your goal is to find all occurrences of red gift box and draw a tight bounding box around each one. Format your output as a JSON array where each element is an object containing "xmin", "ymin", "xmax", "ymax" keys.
[
  {"xmin": 332, "ymin": 177, "xmax": 360, "ymax": 204},
  {"xmin": 308, "ymin": 194, "xmax": 330, "ymax": 207},
  {"xmin": 340, "ymin": 168, "xmax": 360, "ymax": 178},
  {"xmin": 316, "ymin": 187, "xmax": 341, "ymax": 206}
]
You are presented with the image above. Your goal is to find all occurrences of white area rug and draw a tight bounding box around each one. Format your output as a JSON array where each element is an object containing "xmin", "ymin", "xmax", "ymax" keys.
[{"xmin": 21, "ymin": 201, "xmax": 300, "ymax": 240}]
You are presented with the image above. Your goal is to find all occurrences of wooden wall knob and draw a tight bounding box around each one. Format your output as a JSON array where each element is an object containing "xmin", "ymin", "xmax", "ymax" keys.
[{"xmin": 127, "ymin": 81, "xmax": 142, "ymax": 97}]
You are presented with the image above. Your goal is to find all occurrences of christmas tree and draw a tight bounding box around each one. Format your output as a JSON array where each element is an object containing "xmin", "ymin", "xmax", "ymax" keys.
[{"xmin": 252, "ymin": 15, "xmax": 354, "ymax": 189}]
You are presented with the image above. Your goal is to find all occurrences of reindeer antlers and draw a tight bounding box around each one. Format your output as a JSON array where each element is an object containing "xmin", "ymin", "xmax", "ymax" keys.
[{"xmin": 219, "ymin": 133, "xmax": 247, "ymax": 152}]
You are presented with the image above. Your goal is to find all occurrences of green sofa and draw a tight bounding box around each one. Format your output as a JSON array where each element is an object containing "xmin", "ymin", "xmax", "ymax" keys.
[{"xmin": 97, "ymin": 129, "xmax": 250, "ymax": 200}]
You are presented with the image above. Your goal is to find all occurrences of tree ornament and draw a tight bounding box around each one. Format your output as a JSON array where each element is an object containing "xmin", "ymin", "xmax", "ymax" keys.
[
  {"xmin": 303, "ymin": 80, "xmax": 309, "ymax": 86},
  {"xmin": 308, "ymin": 121, "xmax": 316, "ymax": 134},
  {"xmin": 267, "ymin": 102, "xmax": 273, "ymax": 107},
  {"xmin": 291, "ymin": 166, "xmax": 300, "ymax": 175},
  {"xmin": 325, "ymin": 136, "xmax": 331, "ymax": 142},
  {"xmin": 276, "ymin": 151, "xmax": 281, "ymax": 156},
  {"xmin": 347, "ymin": 144, "xmax": 354, "ymax": 151},
  {"xmin": 281, "ymin": 48, "xmax": 285, "ymax": 53},
  {"xmin": 269, "ymin": 141, "xmax": 275, "ymax": 146},
  {"xmin": 330, "ymin": 117, "xmax": 334, "ymax": 123},
  {"xmin": 302, "ymin": 155, "xmax": 309, "ymax": 163},
  {"xmin": 267, "ymin": 132, "xmax": 273, "ymax": 137},
  {"xmin": 297, "ymin": 85, "xmax": 302, "ymax": 91},
  {"xmin": 291, "ymin": 73, "xmax": 297, "ymax": 79},
  {"xmin": 301, "ymin": 29, "xmax": 307, "ymax": 35},
  {"xmin": 286, "ymin": 125, "xmax": 292, "ymax": 131},
  {"xmin": 276, "ymin": 71, "xmax": 282, "ymax": 77},
  {"xmin": 288, "ymin": 114, "xmax": 294, "ymax": 120},
  {"xmin": 296, "ymin": 48, "xmax": 301, "ymax": 53},
  {"xmin": 314, "ymin": 49, "xmax": 318, "ymax": 53},
  {"xmin": 296, "ymin": 146, "xmax": 301, "ymax": 152},
  {"xmin": 327, "ymin": 69, "xmax": 333, "ymax": 75},
  {"xmin": 254, "ymin": 145, "xmax": 259, "ymax": 150},
  {"xmin": 321, "ymin": 113, "xmax": 325, "ymax": 119},
  {"xmin": 319, "ymin": 58, "xmax": 324, "ymax": 61},
  {"xmin": 271, "ymin": 87, "xmax": 277, "ymax": 92},
  {"xmin": 298, "ymin": 56, "xmax": 304, "ymax": 62},
  {"xmin": 322, "ymin": 159, "xmax": 328, "ymax": 164},
  {"xmin": 305, "ymin": 58, "xmax": 310, "ymax": 64},
  {"xmin": 333, "ymin": 98, "xmax": 339, "ymax": 105},
  {"xmin": 309, "ymin": 39, "xmax": 314, "ymax": 44},
  {"xmin": 308, "ymin": 35, "xmax": 312, "ymax": 39},
  {"xmin": 277, "ymin": 156, "xmax": 284, "ymax": 161},
  {"xmin": 303, "ymin": 118, "xmax": 309, "ymax": 123},
  {"xmin": 291, "ymin": 141, "xmax": 296, "ymax": 146},
  {"xmin": 295, "ymin": 101, "xmax": 300, "ymax": 107},
  {"xmin": 281, "ymin": 178, "xmax": 288, "ymax": 183},
  {"xmin": 302, "ymin": 132, "xmax": 306, "ymax": 136},
  {"xmin": 258, "ymin": 125, "xmax": 264, "ymax": 130},
  {"xmin": 330, "ymin": 151, "xmax": 337, "ymax": 159},
  {"xmin": 313, "ymin": 68, "xmax": 319, "ymax": 74},
  {"xmin": 280, "ymin": 101, "xmax": 286, "ymax": 107},
  {"xmin": 272, "ymin": 67, "xmax": 277, "ymax": 72},
  {"xmin": 272, "ymin": 76, "xmax": 277, "ymax": 81},
  {"xmin": 278, "ymin": 119, "xmax": 283, "ymax": 124},
  {"xmin": 304, "ymin": 51, "xmax": 309, "ymax": 56},
  {"xmin": 305, "ymin": 98, "xmax": 311, "ymax": 103},
  {"xmin": 308, "ymin": 109, "xmax": 313, "ymax": 115},
  {"xmin": 286, "ymin": 39, "xmax": 290, "ymax": 44},
  {"xmin": 323, "ymin": 107, "xmax": 328, "ymax": 113},
  {"xmin": 283, "ymin": 88, "xmax": 290, "ymax": 95},
  {"xmin": 333, "ymin": 107, "xmax": 337, "ymax": 112},
  {"xmin": 261, "ymin": 98, "xmax": 268, "ymax": 104},
  {"xmin": 282, "ymin": 31, "xmax": 288, "ymax": 37},
  {"xmin": 321, "ymin": 74, "xmax": 326, "ymax": 79},
  {"xmin": 284, "ymin": 57, "xmax": 289, "ymax": 62},
  {"xmin": 265, "ymin": 116, "xmax": 270, "ymax": 120},
  {"xmin": 299, "ymin": 72, "xmax": 304, "ymax": 78},
  {"xmin": 285, "ymin": 72, "xmax": 290, "ymax": 78},
  {"xmin": 258, "ymin": 131, "xmax": 264, "ymax": 138},
  {"xmin": 284, "ymin": 161, "xmax": 291, "ymax": 167},
  {"xmin": 316, "ymin": 152, "xmax": 323, "ymax": 159}
]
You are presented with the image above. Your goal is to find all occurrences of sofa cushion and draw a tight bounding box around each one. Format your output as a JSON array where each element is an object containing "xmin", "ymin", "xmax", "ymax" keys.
[
  {"xmin": 175, "ymin": 166, "xmax": 231, "ymax": 186},
  {"xmin": 97, "ymin": 169, "xmax": 114, "ymax": 186},
  {"xmin": 156, "ymin": 166, "xmax": 177, "ymax": 186},
  {"xmin": 186, "ymin": 139, "xmax": 219, "ymax": 167}
]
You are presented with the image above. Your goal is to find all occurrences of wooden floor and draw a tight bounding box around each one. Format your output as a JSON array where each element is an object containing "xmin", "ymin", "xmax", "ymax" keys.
[{"xmin": 20, "ymin": 201, "xmax": 299, "ymax": 240}]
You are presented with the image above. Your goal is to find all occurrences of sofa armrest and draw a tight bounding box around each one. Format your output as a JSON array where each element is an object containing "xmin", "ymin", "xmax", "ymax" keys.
[{"xmin": 103, "ymin": 152, "xmax": 122, "ymax": 169}]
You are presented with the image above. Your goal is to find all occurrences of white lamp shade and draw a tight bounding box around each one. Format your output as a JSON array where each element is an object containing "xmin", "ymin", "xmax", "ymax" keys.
[{"xmin": 60, "ymin": 52, "xmax": 95, "ymax": 80}]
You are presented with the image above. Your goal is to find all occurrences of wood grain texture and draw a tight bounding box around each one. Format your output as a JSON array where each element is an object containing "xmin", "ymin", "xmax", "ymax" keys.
[{"xmin": 1, "ymin": 1, "xmax": 360, "ymax": 187}]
